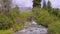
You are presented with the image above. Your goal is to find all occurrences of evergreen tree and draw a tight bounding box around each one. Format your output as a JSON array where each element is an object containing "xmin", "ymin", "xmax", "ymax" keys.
[
  {"xmin": 33, "ymin": 0, "xmax": 42, "ymax": 8},
  {"xmin": 43, "ymin": 0, "xmax": 47, "ymax": 9},
  {"xmin": 47, "ymin": 0, "xmax": 52, "ymax": 12}
]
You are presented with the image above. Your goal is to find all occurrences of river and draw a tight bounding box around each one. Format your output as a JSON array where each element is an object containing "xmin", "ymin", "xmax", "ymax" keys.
[{"xmin": 13, "ymin": 20, "xmax": 48, "ymax": 34}]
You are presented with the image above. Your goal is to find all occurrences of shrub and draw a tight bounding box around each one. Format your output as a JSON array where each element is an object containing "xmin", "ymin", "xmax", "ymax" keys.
[
  {"xmin": 34, "ymin": 8, "xmax": 58, "ymax": 27},
  {"xmin": 35, "ymin": 10, "xmax": 49, "ymax": 26},
  {"xmin": 0, "ymin": 14, "xmax": 13, "ymax": 30},
  {"xmin": 9, "ymin": 11, "xmax": 24, "ymax": 31},
  {"xmin": 48, "ymin": 21, "xmax": 60, "ymax": 34}
]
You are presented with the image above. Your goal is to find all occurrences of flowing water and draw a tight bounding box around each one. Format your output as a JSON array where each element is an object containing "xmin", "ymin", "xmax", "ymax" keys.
[{"xmin": 13, "ymin": 20, "xmax": 48, "ymax": 34}]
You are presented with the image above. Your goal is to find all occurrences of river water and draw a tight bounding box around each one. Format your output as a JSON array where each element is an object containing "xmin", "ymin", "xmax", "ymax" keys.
[
  {"xmin": 13, "ymin": 20, "xmax": 48, "ymax": 34},
  {"xmin": 0, "ymin": 0, "xmax": 48, "ymax": 34}
]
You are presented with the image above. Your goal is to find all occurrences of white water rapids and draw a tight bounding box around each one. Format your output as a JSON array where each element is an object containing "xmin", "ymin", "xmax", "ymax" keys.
[{"xmin": 14, "ymin": 20, "xmax": 48, "ymax": 34}]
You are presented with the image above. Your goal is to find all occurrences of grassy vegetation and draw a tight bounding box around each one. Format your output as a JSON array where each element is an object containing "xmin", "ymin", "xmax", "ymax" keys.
[
  {"xmin": 0, "ymin": 29, "xmax": 14, "ymax": 34},
  {"xmin": 0, "ymin": 7, "xmax": 60, "ymax": 34},
  {"xmin": 0, "ymin": 2, "xmax": 60, "ymax": 34},
  {"xmin": 33, "ymin": 8, "xmax": 56, "ymax": 26},
  {"xmin": 48, "ymin": 21, "xmax": 60, "ymax": 34},
  {"xmin": 19, "ymin": 11, "xmax": 34, "ymax": 26},
  {"xmin": 10, "ymin": 7, "xmax": 60, "ymax": 34},
  {"xmin": 0, "ymin": 14, "xmax": 13, "ymax": 30},
  {"xmin": 33, "ymin": 7, "xmax": 60, "ymax": 34}
]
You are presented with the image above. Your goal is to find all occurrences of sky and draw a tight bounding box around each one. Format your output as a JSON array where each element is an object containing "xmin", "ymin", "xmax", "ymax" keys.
[
  {"xmin": 47, "ymin": 0, "xmax": 60, "ymax": 8},
  {"xmin": 12, "ymin": 0, "xmax": 60, "ymax": 8},
  {"xmin": 12, "ymin": 0, "xmax": 33, "ymax": 8}
]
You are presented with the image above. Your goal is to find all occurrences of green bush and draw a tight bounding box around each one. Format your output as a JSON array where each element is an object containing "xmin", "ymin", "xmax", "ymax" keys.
[
  {"xmin": 9, "ymin": 11, "xmax": 24, "ymax": 31},
  {"xmin": 0, "ymin": 14, "xmax": 13, "ymax": 30},
  {"xmin": 33, "ymin": 7, "xmax": 60, "ymax": 34},
  {"xmin": 35, "ymin": 9, "xmax": 55, "ymax": 26},
  {"xmin": 48, "ymin": 21, "xmax": 60, "ymax": 34},
  {"xmin": 50, "ymin": 8, "xmax": 60, "ymax": 18}
]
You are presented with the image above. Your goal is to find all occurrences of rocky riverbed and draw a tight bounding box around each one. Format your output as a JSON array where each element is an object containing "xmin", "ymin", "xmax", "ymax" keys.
[{"xmin": 13, "ymin": 20, "xmax": 48, "ymax": 34}]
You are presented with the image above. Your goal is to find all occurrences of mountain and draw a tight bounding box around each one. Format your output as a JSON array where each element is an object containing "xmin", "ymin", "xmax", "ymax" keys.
[{"xmin": 19, "ymin": 7, "xmax": 32, "ymax": 12}]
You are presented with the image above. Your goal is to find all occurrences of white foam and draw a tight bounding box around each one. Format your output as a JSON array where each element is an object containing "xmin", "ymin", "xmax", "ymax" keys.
[{"xmin": 31, "ymin": 20, "xmax": 37, "ymax": 24}]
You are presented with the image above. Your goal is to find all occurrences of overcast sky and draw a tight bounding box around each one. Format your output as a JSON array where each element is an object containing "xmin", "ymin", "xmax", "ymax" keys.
[{"xmin": 12, "ymin": 0, "xmax": 60, "ymax": 8}]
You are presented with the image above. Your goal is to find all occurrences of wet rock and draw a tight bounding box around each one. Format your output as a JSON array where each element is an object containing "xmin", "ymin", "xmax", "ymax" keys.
[
  {"xmin": 13, "ymin": 25, "xmax": 48, "ymax": 34},
  {"xmin": 13, "ymin": 20, "xmax": 48, "ymax": 34}
]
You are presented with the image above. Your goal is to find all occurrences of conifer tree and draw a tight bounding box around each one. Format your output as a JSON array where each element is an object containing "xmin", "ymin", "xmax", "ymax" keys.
[
  {"xmin": 43, "ymin": 0, "xmax": 47, "ymax": 9},
  {"xmin": 47, "ymin": 0, "xmax": 52, "ymax": 12},
  {"xmin": 33, "ymin": 0, "xmax": 42, "ymax": 8}
]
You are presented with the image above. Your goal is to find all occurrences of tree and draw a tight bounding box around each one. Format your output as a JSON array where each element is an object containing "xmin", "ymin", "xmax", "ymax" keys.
[
  {"xmin": 33, "ymin": 0, "xmax": 42, "ymax": 8},
  {"xmin": 2, "ymin": 0, "xmax": 12, "ymax": 15},
  {"xmin": 43, "ymin": 0, "xmax": 47, "ymax": 9},
  {"xmin": 13, "ymin": 5, "xmax": 19, "ymax": 13},
  {"xmin": 0, "ymin": 0, "xmax": 14, "ymax": 30},
  {"xmin": 47, "ymin": 0, "xmax": 52, "ymax": 12},
  {"xmin": 3, "ymin": 0, "xmax": 11, "ymax": 8}
]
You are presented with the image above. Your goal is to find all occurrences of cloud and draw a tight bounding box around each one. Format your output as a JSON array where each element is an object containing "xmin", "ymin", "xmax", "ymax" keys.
[
  {"xmin": 12, "ymin": 0, "xmax": 60, "ymax": 8},
  {"xmin": 12, "ymin": 0, "xmax": 33, "ymax": 8},
  {"xmin": 46, "ymin": 0, "xmax": 60, "ymax": 8}
]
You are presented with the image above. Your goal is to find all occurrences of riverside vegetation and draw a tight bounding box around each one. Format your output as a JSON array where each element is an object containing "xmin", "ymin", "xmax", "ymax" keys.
[{"xmin": 0, "ymin": 0, "xmax": 60, "ymax": 34}]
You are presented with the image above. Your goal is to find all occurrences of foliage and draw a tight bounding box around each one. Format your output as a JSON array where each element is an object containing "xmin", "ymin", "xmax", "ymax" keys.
[
  {"xmin": 33, "ymin": 7, "xmax": 60, "ymax": 34},
  {"xmin": 1, "ymin": 0, "xmax": 12, "ymax": 15},
  {"xmin": 47, "ymin": 0, "xmax": 52, "ymax": 12},
  {"xmin": 48, "ymin": 8, "xmax": 60, "ymax": 34},
  {"xmin": 0, "ymin": 0, "xmax": 60, "ymax": 34},
  {"xmin": 0, "ymin": 5, "xmax": 23, "ymax": 33},
  {"xmin": 43, "ymin": 0, "xmax": 47, "ymax": 9},
  {"xmin": 48, "ymin": 21, "xmax": 60, "ymax": 34},
  {"xmin": 0, "ymin": 29, "xmax": 14, "ymax": 34},
  {"xmin": 33, "ymin": 0, "xmax": 42, "ymax": 8},
  {"xmin": 35, "ymin": 9, "xmax": 57, "ymax": 27},
  {"xmin": 51, "ymin": 8, "xmax": 60, "ymax": 18},
  {"xmin": 20, "ymin": 11, "xmax": 34, "ymax": 22},
  {"xmin": 0, "ymin": 14, "xmax": 13, "ymax": 30},
  {"xmin": 9, "ymin": 6, "xmax": 24, "ymax": 31},
  {"xmin": 2, "ymin": 0, "xmax": 12, "ymax": 7}
]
